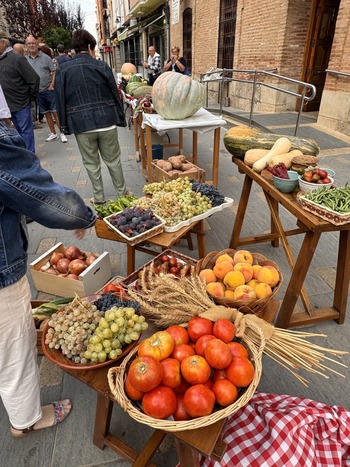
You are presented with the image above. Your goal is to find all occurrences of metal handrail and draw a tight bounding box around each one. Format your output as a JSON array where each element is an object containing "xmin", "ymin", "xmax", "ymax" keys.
[
  {"xmin": 326, "ymin": 69, "xmax": 350, "ymax": 78},
  {"xmin": 200, "ymin": 68, "xmax": 316, "ymax": 136}
]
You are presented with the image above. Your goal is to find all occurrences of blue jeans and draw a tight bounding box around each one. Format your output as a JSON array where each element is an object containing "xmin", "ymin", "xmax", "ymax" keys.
[{"xmin": 11, "ymin": 105, "xmax": 35, "ymax": 153}]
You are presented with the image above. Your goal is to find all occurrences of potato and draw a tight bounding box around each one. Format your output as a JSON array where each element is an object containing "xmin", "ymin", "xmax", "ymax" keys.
[
  {"xmin": 162, "ymin": 161, "xmax": 173, "ymax": 172},
  {"xmin": 156, "ymin": 159, "xmax": 166, "ymax": 168},
  {"xmin": 167, "ymin": 170, "xmax": 183, "ymax": 176},
  {"xmin": 180, "ymin": 163, "xmax": 193, "ymax": 172},
  {"xmin": 168, "ymin": 155, "xmax": 186, "ymax": 169}
]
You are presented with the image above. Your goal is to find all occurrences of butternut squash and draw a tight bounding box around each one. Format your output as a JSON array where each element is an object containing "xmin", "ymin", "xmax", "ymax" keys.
[
  {"xmin": 252, "ymin": 137, "xmax": 292, "ymax": 172},
  {"xmin": 269, "ymin": 150, "xmax": 303, "ymax": 169},
  {"xmin": 244, "ymin": 148, "xmax": 270, "ymax": 167}
]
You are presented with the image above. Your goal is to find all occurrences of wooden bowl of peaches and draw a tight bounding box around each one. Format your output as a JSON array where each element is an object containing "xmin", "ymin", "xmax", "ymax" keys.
[{"xmin": 195, "ymin": 249, "xmax": 283, "ymax": 319}]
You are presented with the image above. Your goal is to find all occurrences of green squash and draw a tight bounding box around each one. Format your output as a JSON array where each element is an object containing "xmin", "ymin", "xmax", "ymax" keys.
[
  {"xmin": 152, "ymin": 72, "xmax": 205, "ymax": 120},
  {"xmin": 133, "ymin": 85, "xmax": 153, "ymax": 98},
  {"xmin": 224, "ymin": 126, "xmax": 320, "ymax": 159},
  {"xmin": 125, "ymin": 81, "xmax": 142, "ymax": 96}
]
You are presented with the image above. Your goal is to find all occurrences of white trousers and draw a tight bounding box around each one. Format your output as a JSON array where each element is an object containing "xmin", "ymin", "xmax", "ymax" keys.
[{"xmin": 0, "ymin": 276, "xmax": 42, "ymax": 429}]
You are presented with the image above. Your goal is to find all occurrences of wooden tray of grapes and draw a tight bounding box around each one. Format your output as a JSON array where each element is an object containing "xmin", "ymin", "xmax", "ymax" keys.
[
  {"xmin": 103, "ymin": 208, "xmax": 166, "ymax": 246},
  {"xmin": 41, "ymin": 294, "xmax": 141, "ymax": 370}
]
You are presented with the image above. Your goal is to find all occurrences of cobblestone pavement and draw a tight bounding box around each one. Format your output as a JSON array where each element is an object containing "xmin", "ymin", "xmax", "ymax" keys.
[{"xmin": 1, "ymin": 108, "xmax": 349, "ymax": 466}]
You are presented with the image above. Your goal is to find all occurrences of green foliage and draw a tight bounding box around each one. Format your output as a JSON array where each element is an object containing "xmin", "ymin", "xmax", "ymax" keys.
[{"xmin": 42, "ymin": 27, "xmax": 72, "ymax": 50}]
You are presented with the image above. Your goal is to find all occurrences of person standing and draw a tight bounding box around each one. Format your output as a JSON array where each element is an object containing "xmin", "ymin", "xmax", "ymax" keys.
[
  {"xmin": 143, "ymin": 45, "xmax": 161, "ymax": 85},
  {"xmin": 0, "ymin": 86, "xmax": 96, "ymax": 438},
  {"xmin": 54, "ymin": 43, "xmax": 70, "ymax": 66},
  {"xmin": 0, "ymin": 30, "xmax": 39, "ymax": 153},
  {"xmin": 25, "ymin": 35, "xmax": 67, "ymax": 143},
  {"xmin": 12, "ymin": 43, "xmax": 25, "ymax": 56},
  {"xmin": 163, "ymin": 46, "xmax": 186, "ymax": 74},
  {"xmin": 55, "ymin": 29, "xmax": 128, "ymax": 205}
]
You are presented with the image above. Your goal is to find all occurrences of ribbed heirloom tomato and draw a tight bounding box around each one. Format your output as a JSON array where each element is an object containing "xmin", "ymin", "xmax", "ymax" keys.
[
  {"xmin": 171, "ymin": 343, "xmax": 195, "ymax": 363},
  {"xmin": 138, "ymin": 331, "xmax": 175, "ymax": 361},
  {"xmin": 128, "ymin": 355, "xmax": 163, "ymax": 392},
  {"xmin": 212, "ymin": 379, "xmax": 238, "ymax": 407},
  {"xmin": 181, "ymin": 355, "xmax": 211, "ymax": 384},
  {"xmin": 173, "ymin": 395, "xmax": 191, "ymax": 421},
  {"xmin": 195, "ymin": 334, "xmax": 216, "ymax": 356},
  {"xmin": 204, "ymin": 338, "xmax": 233, "ymax": 369},
  {"xmin": 226, "ymin": 356, "xmax": 255, "ymax": 388},
  {"xmin": 142, "ymin": 385, "xmax": 177, "ymax": 419},
  {"xmin": 227, "ymin": 341, "xmax": 249, "ymax": 359},
  {"xmin": 124, "ymin": 374, "xmax": 144, "ymax": 401},
  {"xmin": 213, "ymin": 319, "xmax": 236, "ymax": 343},
  {"xmin": 160, "ymin": 357, "xmax": 181, "ymax": 388}
]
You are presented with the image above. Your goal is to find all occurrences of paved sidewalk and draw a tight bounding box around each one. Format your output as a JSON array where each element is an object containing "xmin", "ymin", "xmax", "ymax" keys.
[{"xmin": 0, "ymin": 110, "xmax": 349, "ymax": 466}]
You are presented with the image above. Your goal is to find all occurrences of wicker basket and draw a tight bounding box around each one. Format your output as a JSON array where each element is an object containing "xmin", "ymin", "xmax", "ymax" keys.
[
  {"xmin": 108, "ymin": 327, "xmax": 264, "ymax": 432},
  {"xmin": 194, "ymin": 249, "xmax": 283, "ymax": 320}
]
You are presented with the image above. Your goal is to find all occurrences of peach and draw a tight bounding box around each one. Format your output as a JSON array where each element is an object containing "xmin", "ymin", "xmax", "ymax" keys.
[
  {"xmin": 213, "ymin": 261, "xmax": 234, "ymax": 280},
  {"xmin": 252, "ymin": 264, "xmax": 262, "ymax": 280},
  {"xmin": 233, "ymin": 262, "xmax": 254, "ymax": 282},
  {"xmin": 233, "ymin": 285, "xmax": 257, "ymax": 301},
  {"xmin": 255, "ymin": 282, "xmax": 273, "ymax": 299},
  {"xmin": 215, "ymin": 253, "xmax": 234, "ymax": 265},
  {"xmin": 224, "ymin": 290, "xmax": 235, "ymax": 299},
  {"xmin": 246, "ymin": 279, "xmax": 259, "ymax": 288},
  {"xmin": 256, "ymin": 266, "xmax": 279, "ymax": 287},
  {"xmin": 199, "ymin": 269, "xmax": 217, "ymax": 284},
  {"xmin": 233, "ymin": 250, "xmax": 254, "ymax": 266},
  {"xmin": 223, "ymin": 270, "xmax": 245, "ymax": 291},
  {"xmin": 206, "ymin": 282, "xmax": 226, "ymax": 298}
]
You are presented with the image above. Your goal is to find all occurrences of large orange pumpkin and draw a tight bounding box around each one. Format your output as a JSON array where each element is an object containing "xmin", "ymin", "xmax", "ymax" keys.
[
  {"xmin": 121, "ymin": 62, "xmax": 137, "ymax": 80},
  {"xmin": 152, "ymin": 72, "xmax": 205, "ymax": 120}
]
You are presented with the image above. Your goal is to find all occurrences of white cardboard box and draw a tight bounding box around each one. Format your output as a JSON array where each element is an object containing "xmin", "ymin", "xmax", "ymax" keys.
[{"xmin": 30, "ymin": 243, "xmax": 112, "ymax": 297}]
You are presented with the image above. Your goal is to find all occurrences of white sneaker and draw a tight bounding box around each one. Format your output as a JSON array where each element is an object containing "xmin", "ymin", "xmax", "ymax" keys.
[
  {"xmin": 60, "ymin": 133, "xmax": 67, "ymax": 143},
  {"xmin": 46, "ymin": 133, "xmax": 58, "ymax": 142}
]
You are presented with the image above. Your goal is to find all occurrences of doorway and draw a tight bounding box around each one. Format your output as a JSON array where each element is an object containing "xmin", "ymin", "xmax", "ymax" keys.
[{"xmin": 302, "ymin": 0, "xmax": 340, "ymax": 111}]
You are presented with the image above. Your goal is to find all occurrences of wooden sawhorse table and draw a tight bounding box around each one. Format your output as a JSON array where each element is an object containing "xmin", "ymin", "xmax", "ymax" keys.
[
  {"xmin": 95, "ymin": 219, "xmax": 206, "ymax": 276},
  {"xmin": 230, "ymin": 157, "xmax": 350, "ymax": 329},
  {"xmin": 66, "ymin": 365, "xmax": 227, "ymax": 467}
]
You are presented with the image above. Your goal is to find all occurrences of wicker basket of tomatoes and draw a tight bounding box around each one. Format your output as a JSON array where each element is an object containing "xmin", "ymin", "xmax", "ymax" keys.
[
  {"xmin": 195, "ymin": 248, "xmax": 283, "ymax": 322},
  {"xmin": 108, "ymin": 316, "xmax": 264, "ymax": 431}
]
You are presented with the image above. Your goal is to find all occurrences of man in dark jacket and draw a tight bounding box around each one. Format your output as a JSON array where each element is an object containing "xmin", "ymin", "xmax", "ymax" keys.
[
  {"xmin": 0, "ymin": 30, "xmax": 39, "ymax": 152},
  {"xmin": 55, "ymin": 29, "xmax": 128, "ymax": 205}
]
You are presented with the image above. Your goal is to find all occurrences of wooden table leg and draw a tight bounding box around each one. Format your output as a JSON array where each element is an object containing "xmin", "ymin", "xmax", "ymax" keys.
[
  {"xmin": 196, "ymin": 220, "xmax": 206, "ymax": 258},
  {"xmin": 268, "ymin": 197, "xmax": 279, "ymax": 248},
  {"xmin": 175, "ymin": 439, "xmax": 201, "ymax": 467},
  {"xmin": 229, "ymin": 175, "xmax": 253, "ymax": 249},
  {"xmin": 212, "ymin": 128, "xmax": 220, "ymax": 187},
  {"xmin": 192, "ymin": 131, "xmax": 198, "ymax": 165},
  {"xmin": 265, "ymin": 194, "xmax": 314, "ymax": 316},
  {"xmin": 275, "ymin": 230, "xmax": 321, "ymax": 328},
  {"xmin": 132, "ymin": 430, "xmax": 167, "ymax": 467},
  {"xmin": 127, "ymin": 244, "xmax": 136, "ymax": 275},
  {"xmin": 139, "ymin": 114, "xmax": 146, "ymax": 174},
  {"xmin": 179, "ymin": 128, "xmax": 183, "ymax": 154},
  {"xmin": 333, "ymin": 230, "xmax": 350, "ymax": 324},
  {"xmin": 93, "ymin": 394, "xmax": 113, "ymax": 449},
  {"xmin": 145, "ymin": 124, "xmax": 153, "ymax": 182}
]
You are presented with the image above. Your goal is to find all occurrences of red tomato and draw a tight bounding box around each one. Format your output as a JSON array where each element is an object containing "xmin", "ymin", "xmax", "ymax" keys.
[
  {"xmin": 169, "ymin": 266, "xmax": 180, "ymax": 275},
  {"xmin": 160, "ymin": 358, "xmax": 181, "ymax": 388},
  {"xmin": 187, "ymin": 316, "xmax": 213, "ymax": 342},
  {"xmin": 323, "ymin": 176, "xmax": 331, "ymax": 184},
  {"xmin": 318, "ymin": 169, "xmax": 328, "ymax": 179},
  {"xmin": 142, "ymin": 385, "xmax": 177, "ymax": 419},
  {"xmin": 226, "ymin": 356, "xmax": 255, "ymax": 388},
  {"xmin": 181, "ymin": 355, "xmax": 211, "ymax": 384},
  {"xmin": 173, "ymin": 377, "xmax": 191, "ymax": 395},
  {"xmin": 138, "ymin": 331, "xmax": 175, "ymax": 361},
  {"xmin": 304, "ymin": 175, "xmax": 313, "ymax": 183},
  {"xmin": 213, "ymin": 319, "xmax": 236, "ymax": 343},
  {"xmin": 169, "ymin": 257, "xmax": 178, "ymax": 267},
  {"xmin": 166, "ymin": 325, "xmax": 189, "ymax": 345},
  {"xmin": 303, "ymin": 171, "xmax": 313, "ymax": 179},
  {"xmin": 204, "ymin": 378, "xmax": 214, "ymax": 390},
  {"xmin": 204, "ymin": 338, "xmax": 233, "ymax": 369},
  {"xmin": 124, "ymin": 375, "xmax": 144, "ymax": 401},
  {"xmin": 195, "ymin": 334, "xmax": 216, "ymax": 356},
  {"xmin": 227, "ymin": 342, "xmax": 249, "ymax": 359},
  {"xmin": 161, "ymin": 255, "xmax": 170, "ymax": 263},
  {"xmin": 183, "ymin": 384, "xmax": 216, "ymax": 418},
  {"xmin": 128, "ymin": 356, "xmax": 163, "ymax": 392},
  {"xmin": 171, "ymin": 344, "xmax": 195, "ymax": 363},
  {"xmin": 212, "ymin": 369, "xmax": 227, "ymax": 383},
  {"xmin": 212, "ymin": 379, "xmax": 238, "ymax": 406},
  {"xmin": 173, "ymin": 395, "xmax": 191, "ymax": 421}
]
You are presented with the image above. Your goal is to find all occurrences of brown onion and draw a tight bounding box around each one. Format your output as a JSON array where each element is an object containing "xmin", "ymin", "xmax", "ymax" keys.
[
  {"xmin": 46, "ymin": 267, "xmax": 59, "ymax": 275},
  {"xmin": 66, "ymin": 274, "xmax": 79, "ymax": 280},
  {"xmin": 85, "ymin": 254, "xmax": 97, "ymax": 267},
  {"xmin": 68, "ymin": 259, "xmax": 87, "ymax": 276},
  {"xmin": 64, "ymin": 246, "xmax": 84, "ymax": 260},
  {"xmin": 56, "ymin": 258, "xmax": 71, "ymax": 274},
  {"xmin": 50, "ymin": 251, "xmax": 65, "ymax": 266}
]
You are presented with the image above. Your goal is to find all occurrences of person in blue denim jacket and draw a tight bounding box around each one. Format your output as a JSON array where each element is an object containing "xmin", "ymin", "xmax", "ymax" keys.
[
  {"xmin": 55, "ymin": 29, "xmax": 128, "ymax": 205},
  {"xmin": 0, "ymin": 117, "xmax": 96, "ymax": 437}
]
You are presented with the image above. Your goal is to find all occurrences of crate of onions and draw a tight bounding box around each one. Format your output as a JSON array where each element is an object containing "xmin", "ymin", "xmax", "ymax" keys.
[{"xmin": 30, "ymin": 242, "xmax": 112, "ymax": 297}]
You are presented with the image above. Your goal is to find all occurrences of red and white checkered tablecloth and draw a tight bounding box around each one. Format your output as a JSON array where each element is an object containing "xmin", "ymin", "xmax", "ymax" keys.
[{"xmin": 200, "ymin": 391, "xmax": 350, "ymax": 467}]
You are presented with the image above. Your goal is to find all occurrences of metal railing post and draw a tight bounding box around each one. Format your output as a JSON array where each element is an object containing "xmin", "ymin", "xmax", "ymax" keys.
[
  {"xmin": 249, "ymin": 71, "xmax": 258, "ymax": 128},
  {"xmin": 295, "ymin": 86, "xmax": 306, "ymax": 136}
]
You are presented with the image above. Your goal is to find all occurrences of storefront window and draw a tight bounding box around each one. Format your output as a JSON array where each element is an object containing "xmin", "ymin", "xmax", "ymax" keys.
[
  {"xmin": 218, "ymin": 0, "xmax": 237, "ymax": 70},
  {"xmin": 183, "ymin": 8, "xmax": 192, "ymax": 74}
]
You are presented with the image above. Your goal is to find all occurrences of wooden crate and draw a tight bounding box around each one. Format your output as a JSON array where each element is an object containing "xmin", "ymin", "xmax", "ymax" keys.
[{"xmin": 151, "ymin": 160, "xmax": 205, "ymax": 182}]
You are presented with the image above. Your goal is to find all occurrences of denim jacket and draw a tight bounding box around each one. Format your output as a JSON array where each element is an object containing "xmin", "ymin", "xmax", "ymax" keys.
[
  {"xmin": 0, "ymin": 121, "xmax": 96, "ymax": 289},
  {"xmin": 55, "ymin": 53, "xmax": 126, "ymax": 135}
]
